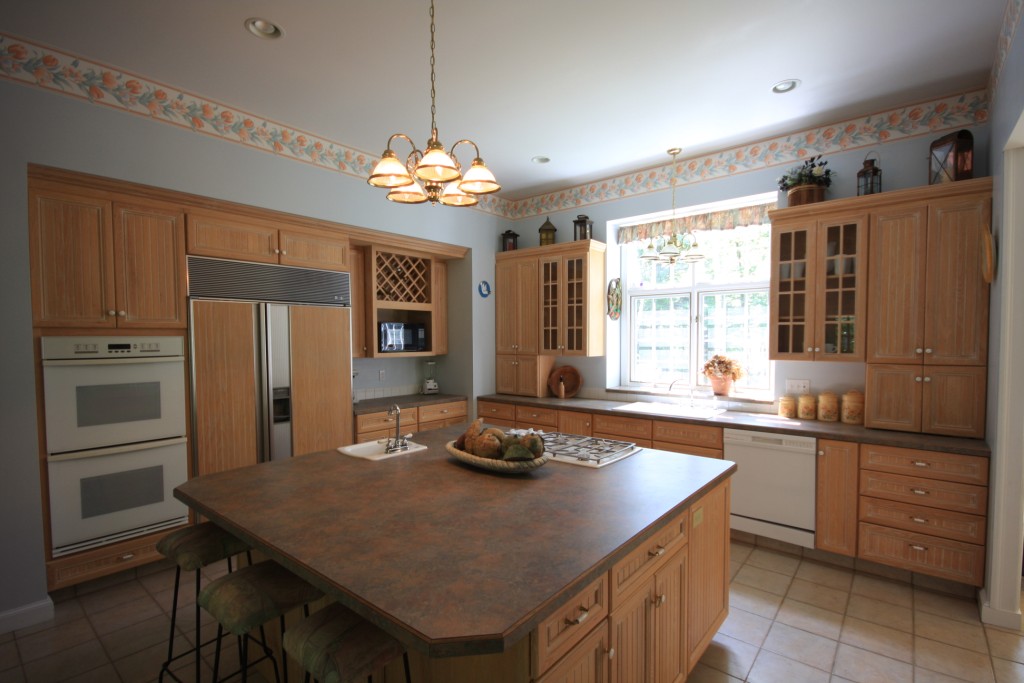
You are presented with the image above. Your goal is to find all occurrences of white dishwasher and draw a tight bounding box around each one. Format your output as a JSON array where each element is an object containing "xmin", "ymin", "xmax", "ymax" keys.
[{"xmin": 724, "ymin": 428, "xmax": 817, "ymax": 548}]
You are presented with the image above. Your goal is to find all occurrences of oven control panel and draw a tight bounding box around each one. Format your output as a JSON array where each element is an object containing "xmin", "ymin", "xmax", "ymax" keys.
[{"xmin": 41, "ymin": 336, "xmax": 184, "ymax": 360}]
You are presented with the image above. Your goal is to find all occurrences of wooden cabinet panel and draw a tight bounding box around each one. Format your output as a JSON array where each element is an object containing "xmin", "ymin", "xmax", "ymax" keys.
[
  {"xmin": 349, "ymin": 245, "xmax": 367, "ymax": 357},
  {"xmin": 558, "ymin": 410, "xmax": 593, "ymax": 436},
  {"xmin": 356, "ymin": 407, "xmax": 418, "ymax": 434},
  {"xmin": 496, "ymin": 257, "xmax": 539, "ymax": 355},
  {"xmin": 686, "ymin": 480, "xmax": 729, "ymax": 669},
  {"xmin": 113, "ymin": 202, "xmax": 187, "ymax": 328},
  {"xmin": 651, "ymin": 422, "xmax": 722, "ymax": 451},
  {"xmin": 610, "ymin": 509, "xmax": 688, "ymax": 607},
  {"xmin": 653, "ymin": 547, "xmax": 687, "ymax": 683},
  {"xmin": 477, "ymin": 400, "xmax": 515, "ymax": 427},
  {"xmin": 290, "ymin": 306, "xmax": 352, "ymax": 455},
  {"xmin": 651, "ymin": 442, "xmax": 722, "ymax": 459},
  {"xmin": 278, "ymin": 230, "xmax": 348, "ymax": 272},
  {"xmin": 534, "ymin": 621, "xmax": 609, "ymax": 683},
  {"xmin": 859, "ymin": 497, "xmax": 986, "ymax": 545},
  {"xmin": 515, "ymin": 405, "xmax": 558, "ymax": 430},
  {"xmin": 864, "ymin": 364, "xmax": 922, "ymax": 433},
  {"xmin": 815, "ymin": 439, "xmax": 859, "ymax": 557},
  {"xmin": 419, "ymin": 400, "xmax": 467, "ymax": 424},
  {"xmin": 593, "ymin": 414, "xmax": 652, "ymax": 442},
  {"xmin": 859, "ymin": 444, "xmax": 988, "ymax": 485},
  {"xmin": 921, "ymin": 365, "xmax": 986, "ymax": 439},
  {"xmin": 538, "ymin": 241, "xmax": 606, "ymax": 357},
  {"xmin": 191, "ymin": 300, "xmax": 259, "ymax": 475},
  {"xmin": 432, "ymin": 260, "xmax": 449, "ymax": 355},
  {"xmin": 186, "ymin": 210, "xmax": 279, "ymax": 263},
  {"xmin": 533, "ymin": 574, "xmax": 608, "ymax": 676},
  {"xmin": 496, "ymin": 354, "xmax": 555, "ymax": 397},
  {"xmin": 610, "ymin": 580, "xmax": 650, "ymax": 683},
  {"xmin": 46, "ymin": 527, "xmax": 180, "ymax": 591},
  {"xmin": 769, "ymin": 221, "xmax": 816, "ymax": 360},
  {"xmin": 859, "ymin": 470, "xmax": 987, "ymax": 515},
  {"xmin": 858, "ymin": 522, "xmax": 985, "ymax": 587}
]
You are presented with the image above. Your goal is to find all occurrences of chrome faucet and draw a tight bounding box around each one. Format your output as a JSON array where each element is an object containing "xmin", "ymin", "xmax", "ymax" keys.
[
  {"xmin": 667, "ymin": 378, "xmax": 694, "ymax": 406},
  {"xmin": 385, "ymin": 404, "xmax": 409, "ymax": 454}
]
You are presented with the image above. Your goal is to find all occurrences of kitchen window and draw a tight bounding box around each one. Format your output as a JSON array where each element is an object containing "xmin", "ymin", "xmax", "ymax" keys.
[{"xmin": 617, "ymin": 193, "xmax": 775, "ymax": 393}]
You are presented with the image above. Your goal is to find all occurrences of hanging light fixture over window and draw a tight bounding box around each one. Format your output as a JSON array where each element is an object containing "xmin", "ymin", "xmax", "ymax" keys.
[
  {"xmin": 659, "ymin": 148, "xmax": 705, "ymax": 264},
  {"xmin": 367, "ymin": 0, "xmax": 500, "ymax": 207}
]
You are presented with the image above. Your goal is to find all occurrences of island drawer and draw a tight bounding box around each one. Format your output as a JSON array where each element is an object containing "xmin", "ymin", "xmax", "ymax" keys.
[
  {"xmin": 515, "ymin": 405, "xmax": 558, "ymax": 429},
  {"xmin": 859, "ymin": 470, "xmax": 987, "ymax": 515},
  {"xmin": 858, "ymin": 522, "xmax": 984, "ymax": 586},
  {"xmin": 356, "ymin": 407, "xmax": 418, "ymax": 434},
  {"xmin": 478, "ymin": 400, "xmax": 515, "ymax": 427},
  {"xmin": 419, "ymin": 400, "xmax": 467, "ymax": 425},
  {"xmin": 652, "ymin": 421, "xmax": 723, "ymax": 450},
  {"xmin": 860, "ymin": 445, "xmax": 988, "ymax": 485},
  {"xmin": 859, "ymin": 496, "xmax": 986, "ymax": 545},
  {"xmin": 531, "ymin": 573, "xmax": 608, "ymax": 676},
  {"xmin": 609, "ymin": 508, "xmax": 688, "ymax": 607}
]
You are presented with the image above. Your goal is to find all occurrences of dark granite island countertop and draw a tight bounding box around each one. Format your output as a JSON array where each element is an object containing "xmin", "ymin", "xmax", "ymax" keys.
[{"xmin": 174, "ymin": 423, "xmax": 735, "ymax": 661}]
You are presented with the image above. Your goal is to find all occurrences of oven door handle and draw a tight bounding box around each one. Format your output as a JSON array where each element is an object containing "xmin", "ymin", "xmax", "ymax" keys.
[
  {"xmin": 48, "ymin": 436, "xmax": 187, "ymax": 462},
  {"xmin": 43, "ymin": 357, "xmax": 184, "ymax": 367}
]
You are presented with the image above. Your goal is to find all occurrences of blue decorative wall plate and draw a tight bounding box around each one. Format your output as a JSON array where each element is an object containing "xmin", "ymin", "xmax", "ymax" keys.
[{"xmin": 478, "ymin": 280, "xmax": 491, "ymax": 298}]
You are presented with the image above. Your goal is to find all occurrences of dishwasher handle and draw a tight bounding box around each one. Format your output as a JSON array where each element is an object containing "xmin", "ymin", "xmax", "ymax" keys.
[{"xmin": 723, "ymin": 428, "xmax": 816, "ymax": 455}]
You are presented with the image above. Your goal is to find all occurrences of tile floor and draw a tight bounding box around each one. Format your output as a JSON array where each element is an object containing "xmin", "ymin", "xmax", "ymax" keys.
[{"xmin": 2, "ymin": 539, "xmax": 1023, "ymax": 682}]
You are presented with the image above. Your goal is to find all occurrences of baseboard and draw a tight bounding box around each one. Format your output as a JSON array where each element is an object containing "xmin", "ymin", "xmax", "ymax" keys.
[
  {"xmin": 0, "ymin": 597, "xmax": 54, "ymax": 635},
  {"xmin": 979, "ymin": 587, "xmax": 1024, "ymax": 631}
]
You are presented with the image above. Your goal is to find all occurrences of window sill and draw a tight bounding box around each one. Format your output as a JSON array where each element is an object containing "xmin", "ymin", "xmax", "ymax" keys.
[{"xmin": 606, "ymin": 385, "xmax": 776, "ymax": 413}]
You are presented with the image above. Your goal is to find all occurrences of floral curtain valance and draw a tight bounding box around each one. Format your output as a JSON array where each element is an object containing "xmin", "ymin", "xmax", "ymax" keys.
[{"xmin": 616, "ymin": 202, "xmax": 776, "ymax": 245}]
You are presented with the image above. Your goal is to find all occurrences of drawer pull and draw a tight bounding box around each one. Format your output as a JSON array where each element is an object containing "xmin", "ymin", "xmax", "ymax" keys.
[
  {"xmin": 440, "ymin": 409, "xmax": 449, "ymax": 414},
  {"xmin": 655, "ymin": 593, "xmax": 668, "ymax": 607},
  {"xmin": 120, "ymin": 553, "xmax": 135, "ymax": 561},
  {"xmin": 607, "ymin": 647, "xmax": 616, "ymax": 660},
  {"xmin": 909, "ymin": 544, "xmax": 928, "ymax": 552},
  {"xmin": 911, "ymin": 516, "xmax": 929, "ymax": 524},
  {"xmin": 648, "ymin": 545, "xmax": 667, "ymax": 559},
  {"xmin": 911, "ymin": 460, "xmax": 931, "ymax": 468},
  {"xmin": 910, "ymin": 488, "xmax": 929, "ymax": 496},
  {"xmin": 564, "ymin": 606, "xmax": 589, "ymax": 626}
]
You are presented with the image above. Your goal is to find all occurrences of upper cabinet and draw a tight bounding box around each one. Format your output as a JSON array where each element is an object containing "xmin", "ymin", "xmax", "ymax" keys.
[
  {"xmin": 538, "ymin": 240, "xmax": 606, "ymax": 357},
  {"xmin": 186, "ymin": 209, "xmax": 350, "ymax": 272},
  {"xmin": 29, "ymin": 185, "xmax": 186, "ymax": 328},
  {"xmin": 496, "ymin": 256, "xmax": 540, "ymax": 356},
  {"xmin": 365, "ymin": 245, "xmax": 447, "ymax": 357},
  {"xmin": 769, "ymin": 211, "xmax": 867, "ymax": 361}
]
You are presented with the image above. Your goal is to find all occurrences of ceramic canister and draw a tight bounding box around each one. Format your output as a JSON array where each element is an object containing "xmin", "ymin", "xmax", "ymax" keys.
[
  {"xmin": 842, "ymin": 390, "xmax": 865, "ymax": 424},
  {"xmin": 778, "ymin": 395, "xmax": 797, "ymax": 418},
  {"xmin": 797, "ymin": 394, "xmax": 817, "ymax": 420},
  {"xmin": 817, "ymin": 392, "xmax": 839, "ymax": 422}
]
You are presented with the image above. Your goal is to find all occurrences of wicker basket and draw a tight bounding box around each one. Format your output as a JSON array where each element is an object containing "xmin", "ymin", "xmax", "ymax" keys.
[{"xmin": 445, "ymin": 441, "xmax": 550, "ymax": 473}]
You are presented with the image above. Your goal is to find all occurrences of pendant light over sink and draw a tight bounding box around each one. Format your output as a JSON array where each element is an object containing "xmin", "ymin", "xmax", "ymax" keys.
[
  {"xmin": 641, "ymin": 148, "xmax": 705, "ymax": 264},
  {"xmin": 367, "ymin": 0, "xmax": 500, "ymax": 207}
]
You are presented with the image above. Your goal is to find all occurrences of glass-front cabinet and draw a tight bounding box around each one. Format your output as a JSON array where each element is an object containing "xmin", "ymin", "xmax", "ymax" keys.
[
  {"xmin": 769, "ymin": 212, "xmax": 866, "ymax": 361},
  {"xmin": 538, "ymin": 240, "xmax": 606, "ymax": 357}
]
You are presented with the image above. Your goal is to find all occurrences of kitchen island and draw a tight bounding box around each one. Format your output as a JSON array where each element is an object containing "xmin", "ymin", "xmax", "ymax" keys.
[{"xmin": 174, "ymin": 424, "xmax": 735, "ymax": 682}]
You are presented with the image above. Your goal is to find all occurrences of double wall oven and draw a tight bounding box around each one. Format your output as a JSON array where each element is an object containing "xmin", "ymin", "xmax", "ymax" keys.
[{"xmin": 41, "ymin": 336, "xmax": 189, "ymax": 557}]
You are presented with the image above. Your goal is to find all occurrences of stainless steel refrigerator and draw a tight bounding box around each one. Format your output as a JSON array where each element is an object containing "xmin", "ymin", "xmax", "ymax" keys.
[{"xmin": 187, "ymin": 256, "xmax": 352, "ymax": 476}]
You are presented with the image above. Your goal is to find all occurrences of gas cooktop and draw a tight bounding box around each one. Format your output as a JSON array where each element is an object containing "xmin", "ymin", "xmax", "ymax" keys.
[{"xmin": 538, "ymin": 432, "xmax": 641, "ymax": 468}]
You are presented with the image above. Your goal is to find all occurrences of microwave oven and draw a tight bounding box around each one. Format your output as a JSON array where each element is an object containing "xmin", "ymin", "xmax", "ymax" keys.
[{"xmin": 379, "ymin": 322, "xmax": 427, "ymax": 353}]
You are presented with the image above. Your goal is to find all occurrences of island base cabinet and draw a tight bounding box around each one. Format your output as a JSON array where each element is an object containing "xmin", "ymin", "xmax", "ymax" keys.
[
  {"xmin": 536, "ymin": 624, "xmax": 611, "ymax": 683},
  {"xmin": 686, "ymin": 479, "xmax": 730, "ymax": 671}
]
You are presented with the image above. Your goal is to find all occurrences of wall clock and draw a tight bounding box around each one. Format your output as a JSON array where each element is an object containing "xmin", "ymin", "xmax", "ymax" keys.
[{"xmin": 929, "ymin": 130, "xmax": 973, "ymax": 184}]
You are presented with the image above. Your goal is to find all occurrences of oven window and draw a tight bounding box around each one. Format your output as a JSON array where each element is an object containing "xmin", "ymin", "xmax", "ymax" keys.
[
  {"xmin": 80, "ymin": 465, "xmax": 164, "ymax": 518},
  {"xmin": 76, "ymin": 382, "xmax": 162, "ymax": 427}
]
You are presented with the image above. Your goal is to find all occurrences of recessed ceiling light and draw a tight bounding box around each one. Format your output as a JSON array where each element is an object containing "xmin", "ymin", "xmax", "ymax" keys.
[
  {"xmin": 531, "ymin": 156, "xmax": 551, "ymax": 165},
  {"xmin": 772, "ymin": 79, "xmax": 800, "ymax": 94},
  {"xmin": 245, "ymin": 18, "xmax": 283, "ymax": 39}
]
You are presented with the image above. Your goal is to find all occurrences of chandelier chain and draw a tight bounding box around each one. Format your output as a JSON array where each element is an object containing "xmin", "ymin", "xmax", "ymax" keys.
[{"xmin": 429, "ymin": 0, "xmax": 437, "ymax": 134}]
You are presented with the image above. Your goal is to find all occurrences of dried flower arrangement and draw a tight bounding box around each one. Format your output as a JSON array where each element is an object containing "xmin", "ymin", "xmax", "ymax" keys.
[{"xmin": 702, "ymin": 354, "xmax": 745, "ymax": 381}]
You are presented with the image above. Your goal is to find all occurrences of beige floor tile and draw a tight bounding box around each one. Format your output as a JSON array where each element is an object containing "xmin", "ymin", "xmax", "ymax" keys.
[
  {"xmin": 845, "ymin": 594, "xmax": 913, "ymax": 633},
  {"xmin": 914, "ymin": 588, "xmax": 981, "ymax": 624},
  {"xmin": 13, "ymin": 598, "xmax": 83, "ymax": 638},
  {"xmin": 850, "ymin": 574, "xmax": 912, "ymax": 607},
  {"xmin": 15, "ymin": 617, "xmax": 96, "ymax": 664},
  {"xmin": 775, "ymin": 598, "xmax": 844, "ymax": 641},
  {"xmin": 747, "ymin": 547, "xmax": 802, "ymax": 576},
  {"xmin": 832, "ymin": 642, "xmax": 913, "ymax": 683},
  {"xmin": 98, "ymin": 612, "xmax": 176, "ymax": 662},
  {"xmin": 699, "ymin": 632, "xmax": 759, "ymax": 680},
  {"xmin": 719, "ymin": 606, "xmax": 773, "ymax": 647},
  {"xmin": 762, "ymin": 621, "xmax": 838, "ymax": 672},
  {"xmin": 993, "ymin": 657, "xmax": 1024, "ymax": 683},
  {"xmin": 914, "ymin": 609, "xmax": 988, "ymax": 653},
  {"xmin": 733, "ymin": 564, "xmax": 793, "ymax": 597},
  {"xmin": 729, "ymin": 559, "xmax": 743, "ymax": 580},
  {"xmin": 77, "ymin": 579, "xmax": 151, "ymax": 616},
  {"xmin": 913, "ymin": 667, "xmax": 979, "ymax": 683},
  {"xmin": 86, "ymin": 593, "xmax": 164, "ymax": 636},
  {"xmin": 914, "ymin": 636, "xmax": 994, "ymax": 683},
  {"xmin": 787, "ymin": 578, "xmax": 850, "ymax": 614},
  {"xmin": 730, "ymin": 541, "xmax": 754, "ymax": 565},
  {"xmin": 988, "ymin": 626, "xmax": 1024, "ymax": 663},
  {"xmin": 796, "ymin": 560, "xmax": 854, "ymax": 592},
  {"xmin": 684, "ymin": 662, "xmax": 744, "ymax": 682},
  {"xmin": 748, "ymin": 649, "xmax": 830, "ymax": 683},
  {"xmin": 729, "ymin": 581, "xmax": 784, "ymax": 619},
  {"xmin": 21, "ymin": 640, "xmax": 109, "ymax": 683},
  {"xmin": 839, "ymin": 616, "xmax": 913, "ymax": 663},
  {"xmin": 63, "ymin": 664, "xmax": 121, "ymax": 683}
]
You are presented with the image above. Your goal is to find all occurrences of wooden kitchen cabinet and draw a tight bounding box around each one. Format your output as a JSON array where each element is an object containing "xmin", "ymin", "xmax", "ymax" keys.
[
  {"xmin": 538, "ymin": 240, "xmax": 607, "ymax": 357},
  {"xmin": 593, "ymin": 414, "xmax": 653, "ymax": 448},
  {"xmin": 815, "ymin": 439, "xmax": 859, "ymax": 557},
  {"xmin": 496, "ymin": 354, "xmax": 555, "ymax": 397},
  {"xmin": 186, "ymin": 209, "xmax": 349, "ymax": 271},
  {"xmin": 495, "ymin": 253, "xmax": 553, "ymax": 396},
  {"xmin": 477, "ymin": 400, "xmax": 515, "ymax": 429},
  {"xmin": 651, "ymin": 421, "xmax": 723, "ymax": 459},
  {"xmin": 768, "ymin": 210, "xmax": 867, "ymax": 361},
  {"xmin": 534, "ymin": 623, "xmax": 610, "ymax": 683},
  {"xmin": 349, "ymin": 245, "xmax": 368, "ymax": 357},
  {"xmin": 365, "ymin": 245, "xmax": 447, "ymax": 357},
  {"xmin": 686, "ymin": 479, "xmax": 729, "ymax": 670},
  {"xmin": 533, "ymin": 575, "xmax": 609, "ymax": 677},
  {"xmin": 515, "ymin": 405, "xmax": 559, "ymax": 431},
  {"xmin": 865, "ymin": 363, "xmax": 986, "ymax": 438},
  {"xmin": 559, "ymin": 410, "xmax": 593, "ymax": 436},
  {"xmin": 354, "ymin": 400, "xmax": 467, "ymax": 443},
  {"xmin": 29, "ymin": 187, "xmax": 187, "ymax": 328},
  {"xmin": 418, "ymin": 399, "xmax": 467, "ymax": 430}
]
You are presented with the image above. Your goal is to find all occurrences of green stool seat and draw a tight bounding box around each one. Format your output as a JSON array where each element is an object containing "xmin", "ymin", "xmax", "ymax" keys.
[
  {"xmin": 200, "ymin": 560, "xmax": 324, "ymax": 683},
  {"xmin": 284, "ymin": 603, "xmax": 410, "ymax": 683}
]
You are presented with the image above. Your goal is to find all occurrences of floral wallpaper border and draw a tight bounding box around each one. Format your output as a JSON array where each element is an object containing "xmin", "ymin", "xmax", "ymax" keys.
[
  {"xmin": 990, "ymin": 0, "xmax": 1023, "ymax": 102},
  {"xmin": 0, "ymin": 22, "xmax": 1015, "ymax": 221}
]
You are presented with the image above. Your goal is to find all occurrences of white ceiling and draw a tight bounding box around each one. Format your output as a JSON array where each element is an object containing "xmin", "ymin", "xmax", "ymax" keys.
[{"xmin": 3, "ymin": 0, "xmax": 1008, "ymax": 200}]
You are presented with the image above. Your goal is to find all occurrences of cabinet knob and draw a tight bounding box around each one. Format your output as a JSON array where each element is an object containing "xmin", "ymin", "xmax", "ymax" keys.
[
  {"xmin": 814, "ymin": 347, "xmax": 821, "ymax": 352},
  {"xmin": 274, "ymin": 248, "xmax": 281, "ymax": 254},
  {"xmin": 915, "ymin": 376, "xmax": 923, "ymax": 383},
  {"xmin": 911, "ymin": 460, "xmax": 930, "ymax": 467},
  {"xmin": 107, "ymin": 309, "xmax": 116, "ymax": 316},
  {"xmin": 923, "ymin": 377, "xmax": 932, "ymax": 383},
  {"xmin": 806, "ymin": 347, "xmax": 814, "ymax": 352},
  {"xmin": 655, "ymin": 594, "xmax": 668, "ymax": 607},
  {"xmin": 280, "ymin": 250, "xmax": 287, "ymax": 255},
  {"xmin": 441, "ymin": 409, "xmax": 449, "ymax": 414},
  {"xmin": 915, "ymin": 348, "xmax": 924, "ymax": 354},
  {"xmin": 118, "ymin": 310, "xmax": 126, "ymax": 317},
  {"xmin": 817, "ymin": 450, "xmax": 824, "ymax": 456},
  {"xmin": 924, "ymin": 348, "xmax": 933, "ymax": 354},
  {"xmin": 607, "ymin": 647, "xmax": 616, "ymax": 660}
]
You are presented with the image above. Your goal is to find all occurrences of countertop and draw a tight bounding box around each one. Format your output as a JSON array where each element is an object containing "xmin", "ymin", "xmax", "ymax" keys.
[
  {"xmin": 352, "ymin": 393, "xmax": 467, "ymax": 416},
  {"xmin": 477, "ymin": 394, "xmax": 991, "ymax": 458},
  {"xmin": 174, "ymin": 423, "xmax": 734, "ymax": 657}
]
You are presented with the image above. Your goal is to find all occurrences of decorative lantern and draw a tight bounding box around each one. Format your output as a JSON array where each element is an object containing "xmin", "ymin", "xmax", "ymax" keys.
[
  {"xmin": 929, "ymin": 129, "xmax": 973, "ymax": 184},
  {"xmin": 538, "ymin": 218, "xmax": 557, "ymax": 246},
  {"xmin": 572, "ymin": 214, "xmax": 593, "ymax": 241},
  {"xmin": 500, "ymin": 229, "xmax": 519, "ymax": 252},
  {"xmin": 856, "ymin": 153, "xmax": 882, "ymax": 196}
]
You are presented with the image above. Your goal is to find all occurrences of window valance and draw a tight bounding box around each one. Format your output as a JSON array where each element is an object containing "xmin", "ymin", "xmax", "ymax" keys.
[{"xmin": 616, "ymin": 201, "xmax": 776, "ymax": 245}]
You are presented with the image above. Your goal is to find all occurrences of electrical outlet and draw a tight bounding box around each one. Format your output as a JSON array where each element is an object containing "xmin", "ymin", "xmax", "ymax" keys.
[
  {"xmin": 378, "ymin": 369, "xmax": 386, "ymax": 382},
  {"xmin": 786, "ymin": 379, "xmax": 810, "ymax": 395}
]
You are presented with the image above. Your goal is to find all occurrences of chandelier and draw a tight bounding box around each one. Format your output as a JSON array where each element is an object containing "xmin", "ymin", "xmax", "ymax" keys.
[
  {"xmin": 641, "ymin": 148, "xmax": 705, "ymax": 263},
  {"xmin": 366, "ymin": 0, "xmax": 500, "ymax": 207}
]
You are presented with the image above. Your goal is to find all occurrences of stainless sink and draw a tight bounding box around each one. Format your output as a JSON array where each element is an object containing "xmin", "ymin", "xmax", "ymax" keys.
[
  {"xmin": 612, "ymin": 401, "xmax": 725, "ymax": 420},
  {"xmin": 337, "ymin": 440, "xmax": 428, "ymax": 460}
]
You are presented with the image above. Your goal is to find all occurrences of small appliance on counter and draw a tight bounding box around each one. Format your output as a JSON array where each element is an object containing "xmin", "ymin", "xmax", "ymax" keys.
[{"xmin": 422, "ymin": 360, "xmax": 439, "ymax": 394}]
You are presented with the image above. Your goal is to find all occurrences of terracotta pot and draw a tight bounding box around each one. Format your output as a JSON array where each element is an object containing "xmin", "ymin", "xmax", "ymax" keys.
[
  {"xmin": 709, "ymin": 376, "xmax": 733, "ymax": 396},
  {"xmin": 786, "ymin": 184, "xmax": 826, "ymax": 206}
]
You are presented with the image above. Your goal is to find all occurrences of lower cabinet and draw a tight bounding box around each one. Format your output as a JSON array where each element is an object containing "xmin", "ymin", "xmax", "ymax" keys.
[
  {"xmin": 815, "ymin": 439, "xmax": 859, "ymax": 557},
  {"xmin": 354, "ymin": 400, "xmax": 467, "ymax": 443},
  {"xmin": 515, "ymin": 405, "xmax": 559, "ymax": 431},
  {"xmin": 558, "ymin": 410, "xmax": 593, "ymax": 436},
  {"xmin": 478, "ymin": 400, "xmax": 515, "ymax": 429},
  {"xmin": 535, "ymin": 624, "xmax": 611, "ymax": 683},
  {"xmin": 651, "ymin": 421, "xmax": 723, "ymax": 459},
  {"xmin": 593, "ymin": 414, "xmax": 653, "ymax": 448}
]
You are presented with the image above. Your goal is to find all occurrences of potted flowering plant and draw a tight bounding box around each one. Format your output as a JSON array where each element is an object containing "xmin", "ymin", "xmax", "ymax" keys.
[
  {"xmin": 777, "ymin": 155, "xmax": 833, "ymax": 206},
  {"xmin": 702, "ymin": 355, "xmax": 744, "ymax": 396}
]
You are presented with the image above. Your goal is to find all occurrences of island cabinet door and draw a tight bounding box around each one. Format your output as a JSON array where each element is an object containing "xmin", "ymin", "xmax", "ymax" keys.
[
  {"xmin": 609, "ymin": 583, "xmax": 651, "ymax": 683},
  {"xmin": 652, "ymin": 546, "xmax": 688, "ymax": 683},
  {"xmin": 535, "ymin": 623, "xmax": 610, "ymax": 683},
  {"xmin": 686, "ymin": 479, "xmax": 730, "ymax": 670}
]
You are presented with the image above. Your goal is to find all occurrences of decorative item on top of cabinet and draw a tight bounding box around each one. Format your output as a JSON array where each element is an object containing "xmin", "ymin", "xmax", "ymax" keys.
[
  {"xmin": 929, "ymin": 129, "xmax": 973, "ymax": 185},
  {"xmin": 857, "ymin": 152, "xmax": 882, "ymax": 196},
  {"xmin": 538, "ymin": 240, "xmax": 607, "ymax": 357},
  {"xmin": 186, "ymin": 209, "xmax": 349, "ymax": 272},
  {"xmin": 539, "ymin": 217, "xmax": 557, "ymax": 246},
  {"xmin": 501, "ymin": 229, "xmax": 519, "ymax": 251},
  {"xmin": 768, "ymin": 207, "xmax": 867, "ymax": 361},
  {"xmin": 29, "ymin": 185, "xmax": 187, "ymax": 329}
]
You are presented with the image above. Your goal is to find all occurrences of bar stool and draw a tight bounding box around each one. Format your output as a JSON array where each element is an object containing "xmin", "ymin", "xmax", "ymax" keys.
[
  {"xmin": 157, "ymin": 522, "xmax": 251, "ymax": 683},
  {"xmin": 199, "ymin": 560, "xmax": 324, "ymax": 683},
  {"xmin": 283, "ymin": 602, "xmax": 411, "ymax": 683}
]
